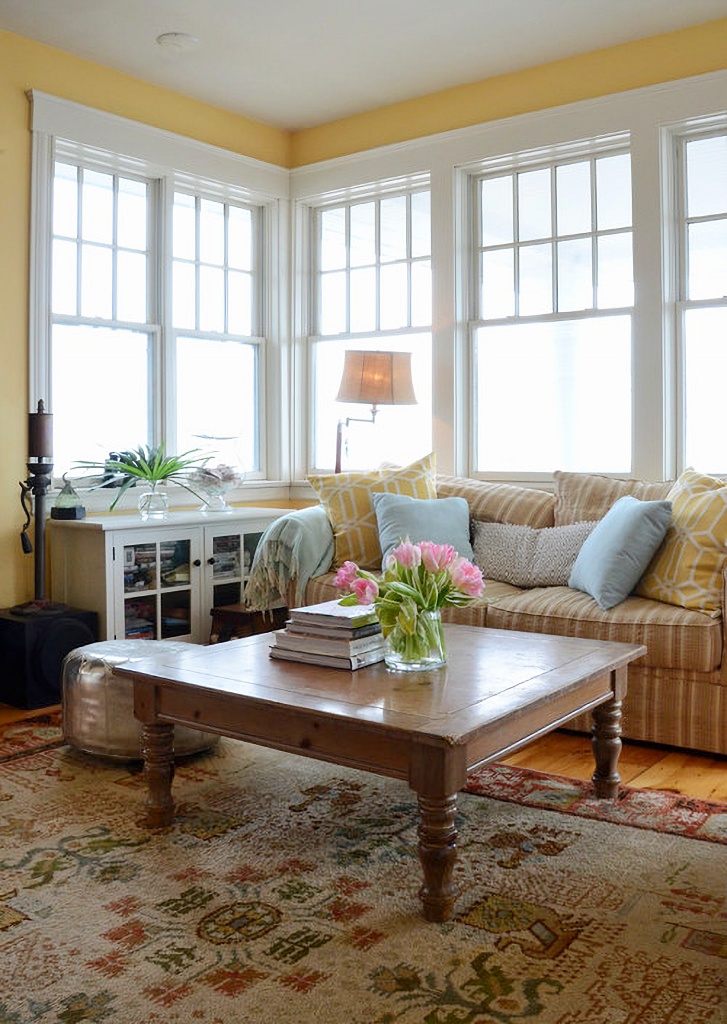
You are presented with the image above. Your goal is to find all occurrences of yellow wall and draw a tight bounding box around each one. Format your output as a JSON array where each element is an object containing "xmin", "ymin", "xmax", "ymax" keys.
[
  {"xmin": 0, "ymin": 20, "xmax": 725, "ymax": 606},
  {"xmin": 290, "ymin": 18, "xmax": 727, "ymax": 165}
]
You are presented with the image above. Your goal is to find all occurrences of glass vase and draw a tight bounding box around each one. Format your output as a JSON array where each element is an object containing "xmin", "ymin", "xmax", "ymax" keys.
[
  {"xmin": 384, "ymin": 609, "xmax": 447, "ymax": 672},
  {"xmin": 138, "ymin": 482, "xmax": 169, "ymax": 520}
]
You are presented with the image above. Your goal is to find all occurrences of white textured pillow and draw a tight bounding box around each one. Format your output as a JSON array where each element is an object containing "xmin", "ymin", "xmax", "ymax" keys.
[{"xmin": 473, "ymin": 520, "xmax": 597, "ymax": 588}]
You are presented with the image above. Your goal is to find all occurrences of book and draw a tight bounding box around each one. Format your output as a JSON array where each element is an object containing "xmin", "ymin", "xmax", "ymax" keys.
[
  {"xmin": 272, "ymin": 629, "xmax": 386, "ymax": 656},
  {"xmin": 288, "ymin": 600, "xmax": 379, "ymax": 630},
  {"xmin": 284, "ymin": 620, "xmax": 382, "ymax": 641},
  {"xmin": 269, "ymin": 644, "xmax": 386, "ymax": 670}
]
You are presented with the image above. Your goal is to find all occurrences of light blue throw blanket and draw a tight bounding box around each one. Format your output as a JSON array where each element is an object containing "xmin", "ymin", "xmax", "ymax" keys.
[{"xmin": 244, "ymin": 504, "xmax": 334, "ymax": 610}]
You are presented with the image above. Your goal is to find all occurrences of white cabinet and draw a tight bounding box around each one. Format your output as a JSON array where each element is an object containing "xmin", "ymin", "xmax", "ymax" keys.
[{"xmin": 49, "ymin": 508, "xmax": 286, "ymax": 643}]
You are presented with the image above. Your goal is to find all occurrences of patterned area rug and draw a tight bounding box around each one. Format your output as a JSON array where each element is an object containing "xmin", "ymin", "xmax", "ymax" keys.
[
  {"xmin": 0, "ymin": 739, "xmax": 725, "ymax": 1023},
  {"xmin": 0, "ymin": 711, "xmax": 63, "ymax": 764}
]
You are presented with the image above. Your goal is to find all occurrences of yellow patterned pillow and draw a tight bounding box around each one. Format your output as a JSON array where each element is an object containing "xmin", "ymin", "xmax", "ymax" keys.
[
  {"xmin": 308, "ymin": 452, "xmax": 437, "ymax": 569},
  {"xmin": 636, "ymin": 469, "xmax": 727, "ymax": 614}
]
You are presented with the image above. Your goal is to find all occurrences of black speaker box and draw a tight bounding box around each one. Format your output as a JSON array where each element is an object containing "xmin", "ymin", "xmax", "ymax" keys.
[{"xmin": 0, "ymin": 607, "xmax": 98, "ymax": 709}]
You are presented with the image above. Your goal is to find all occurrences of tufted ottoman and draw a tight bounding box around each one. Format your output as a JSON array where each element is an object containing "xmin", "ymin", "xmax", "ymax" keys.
[{"xmin": 62, "ymin": 640, "xmax": 220, "ymax": 760}]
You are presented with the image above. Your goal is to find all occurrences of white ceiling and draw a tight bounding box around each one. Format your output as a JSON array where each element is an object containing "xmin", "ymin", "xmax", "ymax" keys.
[{"xmin": 1, "ymin": 0, "xmax": 726, "ymax": 131}]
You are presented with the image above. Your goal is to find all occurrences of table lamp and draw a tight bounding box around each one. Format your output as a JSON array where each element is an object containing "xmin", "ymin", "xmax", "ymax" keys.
[{"xmin": 334, "ymin": 350, "xmax": 417, "ymax": 473}]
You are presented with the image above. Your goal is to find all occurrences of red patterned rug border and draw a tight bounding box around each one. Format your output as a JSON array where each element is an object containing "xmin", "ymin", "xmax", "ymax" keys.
[{"xmin": 0, "ymin": 710, "xmax": 64, "ymax": 764}]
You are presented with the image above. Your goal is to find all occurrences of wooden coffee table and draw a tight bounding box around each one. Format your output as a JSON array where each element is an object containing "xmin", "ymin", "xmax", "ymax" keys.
[{"xmin": 116, "ymin": 624, "xmax": 645, "ymax": 921}]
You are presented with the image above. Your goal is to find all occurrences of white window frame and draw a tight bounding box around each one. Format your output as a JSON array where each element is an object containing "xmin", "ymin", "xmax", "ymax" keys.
[
  {"xmin": 29, "ymin": 91, "xmax": 290, "ymax": 505},
  {"xmin": 666, "ymin": 113, "xmax": 727, "ymax": 475}
]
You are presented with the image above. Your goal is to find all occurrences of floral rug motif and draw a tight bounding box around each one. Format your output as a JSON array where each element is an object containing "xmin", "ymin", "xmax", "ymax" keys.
[
  {"xmin": 0, "ymin": 711, "xmax": 63, "ymax": 764},
  {"xmin": 0, "ymin": 739, "xmax": 724, "ymax": 1023}
]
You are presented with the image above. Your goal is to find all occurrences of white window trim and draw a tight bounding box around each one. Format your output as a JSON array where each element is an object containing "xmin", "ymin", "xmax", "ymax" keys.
[
  {"xmin": 28, "ymin": 91, "xmax": 290, "ymax": 504},
  {"xmin": 291, "ymin": 68, "xmax": 727, "ymax": 485}
]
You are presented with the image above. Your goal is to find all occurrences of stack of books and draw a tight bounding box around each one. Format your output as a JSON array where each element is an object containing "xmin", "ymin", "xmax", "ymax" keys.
[{"xmin": 269, "ymin": 599, "xmax": 386, "ymax": 669}]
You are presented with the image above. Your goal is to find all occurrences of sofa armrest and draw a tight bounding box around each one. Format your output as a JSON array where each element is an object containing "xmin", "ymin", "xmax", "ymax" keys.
[{"xmin": 245, "ymin": 504, "xmax": 334, "ymax": 611}]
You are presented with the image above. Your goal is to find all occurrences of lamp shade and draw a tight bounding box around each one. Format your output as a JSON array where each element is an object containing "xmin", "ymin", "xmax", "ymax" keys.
[{"xmin": 336, "ymin": 351, "xmax": 417, "ymax": 407}]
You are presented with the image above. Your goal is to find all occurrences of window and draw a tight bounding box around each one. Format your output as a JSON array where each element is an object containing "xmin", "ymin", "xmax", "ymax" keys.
[
  {"xmin": 472, "ymin": 143, "xmax": 633, "ymax": 475},
  {"xmin": 31, "ymin": 94, "xmax": 282, "ymax": 493},
  {"xmin": 310, "ymin": 184, "xmax": 432, "ymax": 470},
  {"xmin": 676, "ymin": 128, "xmax": 727, "ymax": 475}
]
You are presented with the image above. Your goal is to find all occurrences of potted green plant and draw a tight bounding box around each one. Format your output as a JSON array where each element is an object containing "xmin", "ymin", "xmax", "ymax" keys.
[{"xmin": 76, "ymin": 443, "xmax": 210, "ymax": 518}]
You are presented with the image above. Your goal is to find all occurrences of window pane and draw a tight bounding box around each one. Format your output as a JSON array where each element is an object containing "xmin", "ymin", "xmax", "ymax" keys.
[
  {"xmin": 557, "ymin": 238, "xmax": 592, "ymax": 311},
  {"xmin": 199, "ymin": 198, "xmax": 225, "ymax": 266},
  {"xmin": 380, "ymin": 262, "xmax": 408, "ymax": 329},
  {"xmin": 518, "ymin": 168, "xmax": 551, "ymax": 241},
  {"xmin": 475, "ymin": 316, "xmax": 631, "ymax": 473},
  {"xmin": 411, "ymin": 191, "xmax": 431, "ymax": 258},
  {"xmin": 684, "ymin": 306, "xmax": 727, "ymax": 473},
  {"xmin": 228, "ymin": 269, "xmax": 252, "ymax": 336},
  {"xmin": 481, "ymin": 176, "xmax": 513, "ymax": 246},
  {"xmin": 481, "ymin": 249, "xmax": 514, "ymax": 319},
  {"xmin": 116, "ymin": 251, "xmax": 147, "ymax": 322},
  {"xmin": 199, "ymin": 265, "xmax": 225, "ymax": 332},
  {"xmin": 687, "ymin": 136, "xmax": 727, "ymax": 218},
  {"xmin": 350, "ymin": 268, "xmax": 376, "ymax": 332},
  {"xmin": 176, "ymin": 336, "xmax": 257, "ymax": 471},
  {"xmin": 596, "ymin": 153, "xmax": 631, "ymax": 230},
  {"xmin": 173, "ymin": 261, "xmax": 196, "ymax": 329},
  {"xmin": 81, "ymin": 243, "xmax": 112, "ymax": 318},
  {"xmin": 52, "ymin": 324, "xmax": 151, "ymax": 475},
  {"xmin": 320, "ymin": 207, "xmax": 346, "ymax": 271},
  {"xmin": 117, "ymin": 178, "xmax": 147, "ymax": 251},
  {"xmin": 688, "ymin": 219, "xmax": 727, "ymax": 300},
  {"xmin": 82, "ymin": 169, "xmax": 113, "ymax": 244},
  {"xmin": 312, "ymin": 336, "xmax": 432, "ymax": 470},
  {"xmin": 52, "ymin": 239, "xmax": 77, "ymax": 315},
  {"xmin": 228, "ymin": 205, "xmax": 252, "ymax": 270},
  {"xmin": 598, "ymin": 232, "xmax": 634, "ymax": 308},
  {"xmin": 320, "ymin": 271, "xmax": 347, "ymax": 335},
  {"xmin": 518, "ymin": 243, "xmax": 552, "ymax": 315},
  {"xmin": 53, "ymin": 162, "xmax": 77, "ymax": 238},
  {"xmin": 556, "ymin": 161, "xmax": 591, "ymax": 236},
  {"xmin": 411, "ymin": 260, "xmax": 431, "ymax": 327},
  {"xmin": 173, "ymin": 193, "xmax": 196, "ymax": 260},
  {"xmin": 380, "ymin": 196, "xmax": 407, "ymax": 262},
  {"xmin": 350, "ymin": 202, "xmax": 375, "ymax": 267}
]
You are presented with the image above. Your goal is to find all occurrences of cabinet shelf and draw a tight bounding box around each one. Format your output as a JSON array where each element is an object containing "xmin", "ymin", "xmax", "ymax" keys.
[{"xmin": 50, "ymin": 508, "xmax": 286, "ymax": 643}]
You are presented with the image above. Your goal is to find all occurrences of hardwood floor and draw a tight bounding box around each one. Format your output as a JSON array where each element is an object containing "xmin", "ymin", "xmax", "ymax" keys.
[{"xmin": 2, "ymin": 700, "xmax": 725, "ymax": 802}]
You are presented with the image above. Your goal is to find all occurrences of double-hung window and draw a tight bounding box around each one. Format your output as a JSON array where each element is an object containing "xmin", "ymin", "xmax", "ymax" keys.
[
  {"xmin": 675, "ymin": 126, "xmax": 727, "ymax": 475},
  {"xmin": 471, "ymin": 140, "xmax": 633, "ymax": 475},
  {"xmin": 31, "ymin": 95, "xmax": 274, "ymax": 491},
  {"xmin": 309, "ymin": 182, "xmax": 433, "ymax": 470}
]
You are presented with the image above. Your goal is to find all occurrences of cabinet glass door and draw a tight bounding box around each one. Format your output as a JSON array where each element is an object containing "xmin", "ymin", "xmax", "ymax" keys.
[
  {"xmin": 119, "ymin": 530, "xmax": 201, "ymax": 641},
  {"xmin": 205, "ymin": 525, "xmax": 266, "ymax": 609}
]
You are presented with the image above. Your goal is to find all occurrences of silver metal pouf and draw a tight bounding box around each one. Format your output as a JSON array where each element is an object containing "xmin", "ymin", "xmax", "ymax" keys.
[{"xmin": 62, "ymin": 640, "xmax": 219, "ymax": 760}]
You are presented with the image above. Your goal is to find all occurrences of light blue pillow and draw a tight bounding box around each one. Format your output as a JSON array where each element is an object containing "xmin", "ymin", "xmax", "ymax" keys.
[
  {"xmin": 372, "ymin": 492, "xmax": 473, "ymax": 568},
  {"xmin": 568, "ymin": 495, "xmax": 672, "ymax": 610}
]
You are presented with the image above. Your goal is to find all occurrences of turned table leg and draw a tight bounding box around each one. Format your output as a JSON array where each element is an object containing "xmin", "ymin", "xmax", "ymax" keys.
[
  {"xmin": 417, "ymin": 792, "xmax": 459, "ymax": 922},
  {"xmin": 591, "ymin": 697, "xmax": 623, "ymax": 799},
  {"xmin": 141, "ymin": 721, "xmax": 176, "ymax": 828}
]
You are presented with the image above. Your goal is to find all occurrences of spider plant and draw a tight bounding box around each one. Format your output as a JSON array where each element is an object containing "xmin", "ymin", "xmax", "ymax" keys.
[{"xmin": 75, "ymin": 443, "xmax": 211, "ymax": 511}]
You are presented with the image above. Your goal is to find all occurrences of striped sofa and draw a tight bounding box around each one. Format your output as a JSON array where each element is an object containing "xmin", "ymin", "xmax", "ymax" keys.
[{"xmin": 297, "ymin": 472, "xmax": 726, "ymax": 756}]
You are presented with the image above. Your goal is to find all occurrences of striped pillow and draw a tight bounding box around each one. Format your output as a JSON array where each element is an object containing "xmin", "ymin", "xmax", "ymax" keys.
[
  {"xmin": 554, "ymin": 471, "xmax": 672, "ymax": 525},
  {"xmin": 308, "ymin": 452, "xmax": 437, "ymax": 569}
]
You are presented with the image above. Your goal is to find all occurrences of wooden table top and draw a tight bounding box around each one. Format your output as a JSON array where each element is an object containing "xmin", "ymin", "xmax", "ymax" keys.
[{"xmin": 117, "ymin": 624, "xmax": 645, "ymax": 751}]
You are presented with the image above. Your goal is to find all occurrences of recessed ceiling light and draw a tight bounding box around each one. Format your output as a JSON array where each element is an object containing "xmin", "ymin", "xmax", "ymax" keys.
[{"xmin": 155, "ymin": 32, "xmax": 199, "ymax": 54}]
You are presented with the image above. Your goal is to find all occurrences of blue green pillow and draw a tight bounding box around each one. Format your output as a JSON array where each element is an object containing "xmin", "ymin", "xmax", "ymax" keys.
[
  {"xmin": 372, "ymin": 492, "xmax": 473, "ymax": 568},
  {"xmin": 569, "ymin": 495, "xmax": 672, "ymax": 609}
]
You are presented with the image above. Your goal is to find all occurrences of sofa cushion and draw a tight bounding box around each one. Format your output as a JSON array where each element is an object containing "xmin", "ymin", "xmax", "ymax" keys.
[
  {"xmin": 473, "ymin": 520, "xmax": 596, "ymax": 588},
  {"xmin": 554, "ymin": 471, "xmax": 672, "ymax": 525},
  {"xmin": 373, "ymin": 492, "xmax": 473, "ymax": 567},
  {"xmin": 436, "ymin": 475, "xmax": 555, "ymax": 528},
  {"xmin": 568, "ymin": 496, "xmax": 672, "ymax": 609},
  {"xmin": 486, "ymin": 586, "xmax": 722, "ymax": 672},
  {"xmin": 637, "ymin": 468, "xmax": 727, "ymax": 614},
  {"xmin": 307, "ymin": 452, "xmax": 437, "ymax": 569}
]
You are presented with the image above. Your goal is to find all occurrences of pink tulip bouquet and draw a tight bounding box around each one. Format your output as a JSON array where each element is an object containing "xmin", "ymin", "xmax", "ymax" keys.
[{"xmin": 334, "ymin": 539, "xmax": 485, "ymax": 670}]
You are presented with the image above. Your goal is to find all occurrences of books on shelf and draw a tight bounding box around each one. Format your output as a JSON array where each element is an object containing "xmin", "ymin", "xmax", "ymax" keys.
[{"xmin": 269, "ymin": 599, "xmax": 385, "ymax": 669}]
